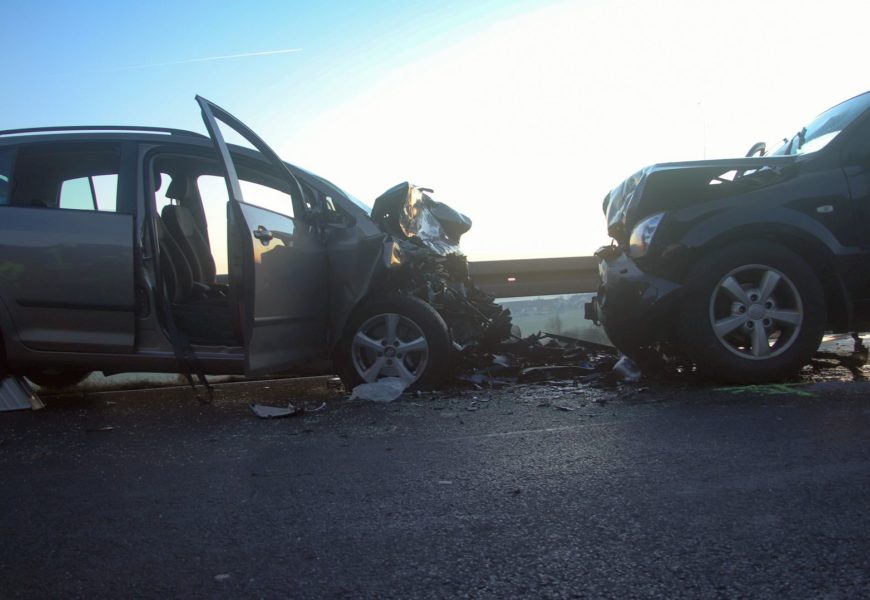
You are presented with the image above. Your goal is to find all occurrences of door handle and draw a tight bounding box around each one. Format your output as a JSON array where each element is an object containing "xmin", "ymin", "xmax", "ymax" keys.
[{"xmin": 253, "ymin": 225, "xmax": 273, "ymax": 244}]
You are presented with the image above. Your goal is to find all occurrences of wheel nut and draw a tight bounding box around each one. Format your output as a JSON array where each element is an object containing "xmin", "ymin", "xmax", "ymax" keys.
[
  {"xmin": 738, "ymin": 306, "xmax": 746, "ymax": 314},
  {"xmin": 763, "ymin": 318, "xmax": 772, "ymax": 327},
  {"xmin": 765, "ymin": 301, "xmax": 773, "ymax": 309},
  {"xmin": 393, "ymin": 341, "xmax": 400, "ymax": 347},
  {"xmin": 747, "ymin": 321, "xmax": 755, "ymax": 329},
  {"xmin": 750, "ymin": 294, "xmax": 759, "ymax": 302}
]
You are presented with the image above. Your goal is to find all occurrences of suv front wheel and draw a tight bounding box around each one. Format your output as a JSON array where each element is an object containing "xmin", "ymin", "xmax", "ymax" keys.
[{"xmin": 678, "ymin": 240, "xmax": 825, "ymax": 383}]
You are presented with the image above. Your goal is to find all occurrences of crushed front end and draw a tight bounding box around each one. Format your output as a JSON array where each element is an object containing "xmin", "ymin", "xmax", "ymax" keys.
[
  {"xmin": 371, "ymin": 183, "xmax": 512, "ymax": 352},
  {"xmin": 585, "ymin": 169, "xmax": 684, "ymax": 355},
  {"xmin": 586, "ymin": 244, "xmax": 681, "ymax": 353}
]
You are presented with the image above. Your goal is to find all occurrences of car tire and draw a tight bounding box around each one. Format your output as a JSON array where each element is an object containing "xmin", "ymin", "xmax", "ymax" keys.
[
  {"xmin": 25, "ymin": 369, "xmax": 92, "ymax": 389},
  {"xmin": 335, "ymin": 293, "xmax": 451, "ymax": 391},
  {"xmin": 678, "ymin": 240, "xmax": 825, "ymax": 383}
]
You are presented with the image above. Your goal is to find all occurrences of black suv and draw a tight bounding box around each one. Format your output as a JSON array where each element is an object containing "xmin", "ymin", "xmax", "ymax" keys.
[
  {"xmin": 587, "ymin": 91, "xmax": 870, "ymax": 382},
  {"xmin": 0, "ymin": 97, "xmax": 492, "ymax": 389}
]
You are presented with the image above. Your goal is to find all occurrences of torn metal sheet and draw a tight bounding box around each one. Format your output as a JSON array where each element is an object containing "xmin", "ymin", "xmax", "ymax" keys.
[
  {"xmin": 350, "ymin": 377, "xmax": 407, "ymax": 402},
  {"xmin": 0, "ymin": 376, "xmax": 44, "ymax": 412},
  {"xmin": 520, "ymin": 365, "xmax": 599, "ymax": 382},
  {"xmin": 250, "ymin": 403, "xmax": 301, "ymax": 419},
  {"xmin": 372, "ymin": 182, "xmax": 471, "ymax": 257}
]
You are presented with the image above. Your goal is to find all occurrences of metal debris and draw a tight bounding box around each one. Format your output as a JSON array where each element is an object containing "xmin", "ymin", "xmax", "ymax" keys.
[
  {"xmin": 0, "ymin": 376, "xmax": 44, "ymax": 412},
  {"xmin": 713, "ymin": 384, "xmax": 816, "ymax": 397},
  {"xmin": 520, "ymin": 365, "xmax": 598, "ymax": 382}
]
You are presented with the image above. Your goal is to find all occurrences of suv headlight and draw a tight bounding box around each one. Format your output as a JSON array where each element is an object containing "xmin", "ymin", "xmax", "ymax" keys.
[{"xmin": 628, "ymin": 212, "xmax": 664, "ymax": 258}]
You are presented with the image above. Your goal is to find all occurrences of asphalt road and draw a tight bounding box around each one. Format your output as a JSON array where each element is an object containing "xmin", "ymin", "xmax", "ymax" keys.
[{"xmin": 2, "ymin": 370, "xmax": 870, "ymax": 599}]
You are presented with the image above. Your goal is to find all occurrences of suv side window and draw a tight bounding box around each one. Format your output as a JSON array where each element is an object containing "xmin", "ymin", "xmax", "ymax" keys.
[{"xmin": 8, "ymin": 143, "xmax": 122, "ymax": 212}]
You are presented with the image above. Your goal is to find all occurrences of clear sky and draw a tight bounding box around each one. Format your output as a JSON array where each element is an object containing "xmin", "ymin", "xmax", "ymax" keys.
[{"xmin": 3, "ymin": 0, "xmax": 870, "ymax": 260}]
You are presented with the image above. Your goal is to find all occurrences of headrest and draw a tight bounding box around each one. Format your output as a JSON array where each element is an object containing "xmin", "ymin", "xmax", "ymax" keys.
[{"xmin": 166, "ymin": 176, "xmax": 193, "ymax": 200}]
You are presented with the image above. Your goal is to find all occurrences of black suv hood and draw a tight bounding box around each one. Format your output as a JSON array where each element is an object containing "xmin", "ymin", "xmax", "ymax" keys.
[{"xmin": 603, "ymin": 155, "xmax": 799, "ymax": 242}]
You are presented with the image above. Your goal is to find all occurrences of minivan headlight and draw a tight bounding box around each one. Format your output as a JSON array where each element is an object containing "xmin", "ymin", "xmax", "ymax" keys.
[{"xmin": 628, "ymin": 212, "xmax": 664, "ymax": 258}]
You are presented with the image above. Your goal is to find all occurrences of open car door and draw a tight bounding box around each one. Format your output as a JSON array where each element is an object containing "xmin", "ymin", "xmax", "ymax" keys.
[{"xmin": 196, "ymin": 96, "xmax": 328, "ymax": 375}]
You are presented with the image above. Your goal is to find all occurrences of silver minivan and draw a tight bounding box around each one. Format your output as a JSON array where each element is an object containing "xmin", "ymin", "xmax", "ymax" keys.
[{"xmin": 0, "ymin": 97, "xmax": 496, "ymax": 389}]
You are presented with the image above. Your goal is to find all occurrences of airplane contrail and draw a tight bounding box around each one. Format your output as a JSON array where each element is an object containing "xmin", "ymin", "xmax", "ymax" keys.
[{"xmin": 115, "ymin": 48, "xmax": 303, "ymax": 71}]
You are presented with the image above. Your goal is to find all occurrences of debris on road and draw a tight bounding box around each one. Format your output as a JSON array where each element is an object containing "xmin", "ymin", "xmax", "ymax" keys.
[
  {"xmin": 250, "ymin": 403, "xmax": 302, "ymax": 419},
  {"xmin": 0, "ymin": 376, "xmax": 44, "ymax": 412},
  {"xmin": 350, "ymin": 378, "xmax": 408, "ymax": 402},
  {"xmin": 520, "ymin": 365, "xmax": 598, "ymax": 382},
  {"xmin": 713, "ymin": 383, "xmax": 816, "ymax": 397},
  {"xmin": 86, "ymin": 425, "xmax": 115, "ymax": 432},
  {"xmin": 612, "ymin": 356, "xmax": 642, "ymax": 383}
]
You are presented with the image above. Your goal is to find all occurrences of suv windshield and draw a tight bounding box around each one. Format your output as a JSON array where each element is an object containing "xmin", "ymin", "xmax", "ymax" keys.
[{"xmin": 770, "ymin": 91, "xmax": 870, "ymax": 156}]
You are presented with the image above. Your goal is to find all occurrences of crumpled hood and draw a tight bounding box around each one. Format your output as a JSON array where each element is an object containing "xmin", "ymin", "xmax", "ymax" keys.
[{"xmin": 371, "ymin": 182, "xmax": 472, "ymax": 256}]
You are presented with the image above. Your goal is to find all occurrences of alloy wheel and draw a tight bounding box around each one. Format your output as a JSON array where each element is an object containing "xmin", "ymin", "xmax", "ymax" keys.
[
  {"xmin": 709, "ymin": 264, "xmax": 803, "ymax": 360},
  {"xmin": 350, "ymin": 312, "xmax": 430, "ymax": 385}
]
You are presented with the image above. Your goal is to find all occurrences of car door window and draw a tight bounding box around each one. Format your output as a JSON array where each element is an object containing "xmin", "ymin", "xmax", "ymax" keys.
[
  {"xmin": 8, "ymin": 144, "xmax": 122, "ymax": 212},
  {"xmin": 196, "ymin": 173, "xmax": 296, "ymax": 276},
  {"xmin": 59, "ymin": 174, "xmax": 118, "ymax": 211},
  {"xmin": 239, "ymin": 179, "xmax": 294, "ymax": 218}
]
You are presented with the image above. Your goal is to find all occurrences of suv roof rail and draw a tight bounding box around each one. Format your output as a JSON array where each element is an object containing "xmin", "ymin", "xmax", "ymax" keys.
[{"xmin": 0, "ymin": 125, "xmax": 208, "ymax": 139}]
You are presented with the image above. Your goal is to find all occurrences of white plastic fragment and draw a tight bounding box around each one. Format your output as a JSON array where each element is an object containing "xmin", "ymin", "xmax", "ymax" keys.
[
  {"xmin": 612, "ymin": 355, "xmax": 642, "ymax": 382},
  {"xmin": 250, "ymin": 403, "xmax": 300, "ymax": 419},
  {"xmin": 349, "ymin": 377, "xmax": 408, "ymax": 402}
]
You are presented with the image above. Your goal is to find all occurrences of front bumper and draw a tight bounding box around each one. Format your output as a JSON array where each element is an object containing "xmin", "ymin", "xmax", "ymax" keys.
[{"xmin": 584, "ymin": 246, "xmax": 683, "ymax": 350}]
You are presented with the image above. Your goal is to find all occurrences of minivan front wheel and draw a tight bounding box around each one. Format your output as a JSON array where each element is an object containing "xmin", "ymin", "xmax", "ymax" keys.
[
  {"xmin": 679, "ymin": 241, "xmax": 825, "ymax": 383},
  {"xmin": 335, "ymin": 294, "xmax": 451, "ymax": 390}
]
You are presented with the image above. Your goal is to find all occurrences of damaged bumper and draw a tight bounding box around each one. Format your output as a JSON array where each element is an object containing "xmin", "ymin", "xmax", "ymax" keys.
[{"xmin": 585, "ymin": 246, "xmax": 682, "ymax": 350}]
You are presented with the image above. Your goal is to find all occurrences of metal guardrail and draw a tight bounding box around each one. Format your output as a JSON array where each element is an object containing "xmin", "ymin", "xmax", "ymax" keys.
[{"xmin": 468, "ymin": 256, "xmax": 599, "ymax": 298}]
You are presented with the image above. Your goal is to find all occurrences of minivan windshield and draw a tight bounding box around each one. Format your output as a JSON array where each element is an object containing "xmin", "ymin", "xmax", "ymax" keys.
[{"xmin": 770, "ymin": 91, "xmax": 870, "ymax": 156}]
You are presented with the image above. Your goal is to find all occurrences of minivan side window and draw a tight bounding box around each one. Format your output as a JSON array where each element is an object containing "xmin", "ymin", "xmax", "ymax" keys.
[
  {"xmin": 7, "ymin": 143, "xmax": 122, "ymax": 212},
  {"xmin": 0, "ymin": 148, "xmax": 13, "ymax": 206},
  {"xmin": 59, "ymin": 174, "xmax": 118, "ymax": 211}
]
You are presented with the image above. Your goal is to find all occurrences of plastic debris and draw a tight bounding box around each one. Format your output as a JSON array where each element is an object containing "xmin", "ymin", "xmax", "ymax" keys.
[
  {"xmin": 250, "ymin": 403, "xmax": 301, "ymax": 419},
  {"xmin": 0, "ymin": 376, "xmax": 43, "ymax": 412},
  {"xmin": 349, "ymin": 378, "xmax": 408, "ymax": 402},
  {"xmin": 612, "ymin": 355, "xmax": 642, "ymax": 382}
]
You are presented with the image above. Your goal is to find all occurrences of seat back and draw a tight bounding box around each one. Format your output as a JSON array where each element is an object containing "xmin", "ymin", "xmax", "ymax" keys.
[
  {"xmin": 162, "ymin": 203, "xmax": 217, "ymax": 285},
  {"xmin": 155, "ymin": 215, "xmax": 194, "ymax": 303}
]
